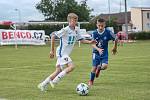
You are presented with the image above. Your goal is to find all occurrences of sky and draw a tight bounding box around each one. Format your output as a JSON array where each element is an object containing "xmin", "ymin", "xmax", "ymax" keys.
[{"xmin": 0, "ymin": 0, "xmax": 150, "ymax": 22}]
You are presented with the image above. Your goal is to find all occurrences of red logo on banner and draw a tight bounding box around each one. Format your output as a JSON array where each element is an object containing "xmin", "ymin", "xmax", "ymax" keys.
[{"xmin": 0, "ymin": 21, "xmax": 14, "ymax": 26}]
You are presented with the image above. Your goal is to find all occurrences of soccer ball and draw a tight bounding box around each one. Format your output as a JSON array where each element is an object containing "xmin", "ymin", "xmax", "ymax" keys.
[{"xmin": 76, "ymin": 83, "xmax": 89, "ymax": 96}]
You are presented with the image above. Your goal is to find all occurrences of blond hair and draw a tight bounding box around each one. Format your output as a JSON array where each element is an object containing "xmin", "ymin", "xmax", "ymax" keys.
[{"xmin": 67, "ymin": 13, "xmax": 78, "ymax": 22}]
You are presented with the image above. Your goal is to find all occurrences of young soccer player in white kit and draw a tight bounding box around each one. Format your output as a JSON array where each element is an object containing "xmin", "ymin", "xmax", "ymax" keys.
[{"xmin": 38, "ymin": 13, "xmax": 96, "ymax": 91}]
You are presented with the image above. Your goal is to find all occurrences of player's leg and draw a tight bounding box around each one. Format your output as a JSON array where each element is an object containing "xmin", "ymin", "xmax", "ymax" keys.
[
  {"xmin": 101, "ymin": 57, "xmax": 108, "ymax": 70},
  {"xmin": 101, "ymin": 63, "xmax": 108, "ymax": 70},
  {"xmin": 95, "ymin": 63, "xmax": 102, "ymax": 78},
  {"xmin": 95, "ymin": 58, "xmax": 108, "ymax": 79},
  {"xmin": 38, "ymin": 66, "xmax": 62, "ymax": 91},
  {"xmin": 96, "ymin": 57, "xmax": 109, "ymax": 78},
  {"xmin": 48, "ymin": 66, "xmax": 62, "ymax": 88},
  {"xmin": 88, "ymin": 66, "xmax": 97, "ymax": 86},
  {"xmin": 88, "ymin": 53, "xmax": 100, "ymax": 86},
  {"xmin": 49, "ymin": 66, "xmax": 62, "ymax": 80},
  {"xmin": 100, "ymin": 58, "xmax": 108, "ymax": 70},
  {"xmin": 96, "ymin": 63, "xmax": 108, "ymax": 78},
  {"xmin": 52, "ymin": 62, "xmax": 74, "ymax": 84},
  {"xmin": 52, "ymin": 55, "xmax": 73, "ymax": 84},
  {"xmin": 47, "ymin": 57, "xmax": 64, "ymax": 88},
  {"xmin": 38, "ymin": 58, "xmax": 62, "ymax": 91}
]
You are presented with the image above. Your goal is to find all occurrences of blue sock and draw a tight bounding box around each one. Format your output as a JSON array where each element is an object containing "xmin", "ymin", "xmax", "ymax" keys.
[{"xmin": 90, "ymin": 72, "xmax": 95, "ymax": 81}]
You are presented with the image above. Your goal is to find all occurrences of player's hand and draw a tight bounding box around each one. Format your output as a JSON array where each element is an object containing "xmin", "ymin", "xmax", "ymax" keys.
[
  {"xmin": 111, "ymin": 48, "xmax": 117, "ymax": 55},
  {"xmin": 49, "ymin": 50, "xmax": 54, "ymax": 59},
  {"xmin": 98, "ymin": 48, "xmax": 104, "ymax": 55}
]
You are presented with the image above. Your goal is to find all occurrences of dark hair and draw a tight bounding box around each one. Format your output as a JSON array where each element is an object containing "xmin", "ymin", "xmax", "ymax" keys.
[{"xmin": 97, "ymin": 18, "xmax": 105, "ymax": 23}]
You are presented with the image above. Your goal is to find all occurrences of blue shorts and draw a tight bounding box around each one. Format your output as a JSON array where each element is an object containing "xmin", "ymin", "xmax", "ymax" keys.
[{"xmin": 92, "ymin": 53, "xmax": 108, "ymax": 67}]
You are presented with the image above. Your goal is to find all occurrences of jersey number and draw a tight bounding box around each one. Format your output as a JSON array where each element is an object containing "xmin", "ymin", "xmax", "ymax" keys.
[{"xmin": 68, "ymin": 36, "xmax": 75, "ymax": 44}]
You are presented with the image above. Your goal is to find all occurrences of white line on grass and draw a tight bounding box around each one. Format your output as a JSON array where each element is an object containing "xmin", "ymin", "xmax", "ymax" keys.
[
  {"xmin": 0, "ymin": 55, "xmax": 149, "ymax": 70},
  {"xmin": 0, "ymin": 61, "xmax": 88, "ymax": 70},
  {"xmin": 110, "ymin": 55, "xmax": 150, "ymax": 60},
  {"xmin": 0, "ymin": 98, "xmax": 7, "ymax": 100},
  {"xmin": 0, "ymin": 64, "xmax": 51, "ymax": 70}
]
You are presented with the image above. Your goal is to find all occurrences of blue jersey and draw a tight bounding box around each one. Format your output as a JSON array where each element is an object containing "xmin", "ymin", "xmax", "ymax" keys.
[{"xmin": 92, "ymin": 28, "xmax": 116, "ymax": 58}]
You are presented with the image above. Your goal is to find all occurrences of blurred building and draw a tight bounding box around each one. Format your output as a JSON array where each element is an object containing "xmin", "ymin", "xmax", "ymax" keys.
[
  {"xmin": 131, "ymin": 7, "xmax": 150, "ymax": 32},
  {"xmin": 91, "ymin": 12, "xmax": 131, "ymax": 26},
  {"xmin": 91, "ymin": 7, "xmax": 150, "ymax": 32},
  {"xmin": 90, "ymin": 12, "xmax": 131, "ymax": 32}
]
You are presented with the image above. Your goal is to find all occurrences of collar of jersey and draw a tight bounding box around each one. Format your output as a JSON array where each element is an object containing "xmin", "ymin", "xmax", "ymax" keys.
[
  {"xmin": 69, "ymin": 26, "xmax": 76, "ymax": 30},
  {"xmin": 97, "ymin": 28, "xmax": 105, "ymax": 35}
]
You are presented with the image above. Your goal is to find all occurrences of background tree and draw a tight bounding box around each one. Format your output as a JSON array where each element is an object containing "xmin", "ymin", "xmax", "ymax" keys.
[
  {"xmin": 106, "ymin": 17, "xmax": 121, "ymax": 33},
  {"xmin": 36, "ymin": 0, "xmax": 92, "ymax": 21}
]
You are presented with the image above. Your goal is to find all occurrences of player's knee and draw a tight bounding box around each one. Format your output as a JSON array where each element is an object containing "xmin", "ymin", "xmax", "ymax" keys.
[
  {"xmin": 68, "ymin": 63, "xmax": 75, "ymax": 70},
  {"xmin": 56, "ymin": 66, "xmax": 62, "ymax": 73},
  {"xmin": 57, "ymin": 68, "xmax": 62, "ymax": 73},
  {"xmin": 66, "ymin": 65, "xmax": 75, "ymax": 73},
  {"xmin": 91, "ymin": 67, "xmax": 97, "ymax": 72},
  {"xmin": 101, "ymin": 64, "xmax": 108, "ymax": 70},
  {"xmin": 103, "ymin": 66, "xmax": 108, "ymax": 70},
  {"xmin": 70, "ymin": 65, "xmax": 75, "ymax": 71}
]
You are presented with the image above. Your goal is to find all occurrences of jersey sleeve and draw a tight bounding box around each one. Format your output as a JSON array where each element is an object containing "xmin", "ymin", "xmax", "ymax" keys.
[
  {"xmin": 55, "ymin": 28, "xmax": 66, "ymax": 38},
  {"xmin": 109, "ymin": 31, "xmax": 117, "ymax": 41},
  {"xmin": 76, "ymin": 28, "xmax": 84, "ymax": 41},
  {"xmin": 91, "ymin": 31, "xmax": 96, "ymax": 40}
]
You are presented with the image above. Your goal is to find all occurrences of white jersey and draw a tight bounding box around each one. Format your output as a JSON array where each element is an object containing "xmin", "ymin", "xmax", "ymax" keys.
[{"xmin": 55, "ymin": 26, "xmax": 83, "ymax": 57}]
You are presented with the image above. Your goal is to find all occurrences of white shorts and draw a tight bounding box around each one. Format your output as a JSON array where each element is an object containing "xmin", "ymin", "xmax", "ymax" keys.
[{"xmin": 56, "ymin": 55, "xmax": 72, "ymax": 69}]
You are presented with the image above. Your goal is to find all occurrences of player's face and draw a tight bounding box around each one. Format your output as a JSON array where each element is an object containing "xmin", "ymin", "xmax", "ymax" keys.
[
  {"xmin": 96, "ymin": 22, "xmax": 105, "ymax": 32},
  {"xmin": 69, "ymin": 17, "xmax": 78, "ymax": 27}
]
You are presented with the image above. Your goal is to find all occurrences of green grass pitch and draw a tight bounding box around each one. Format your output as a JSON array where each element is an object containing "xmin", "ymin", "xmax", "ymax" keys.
[{"xmin": 0, "ymin": 40, "xmax": 150, "ymax": 100}]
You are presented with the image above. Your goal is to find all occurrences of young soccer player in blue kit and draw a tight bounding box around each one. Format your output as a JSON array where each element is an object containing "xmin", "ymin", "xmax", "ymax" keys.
[{"xmin": 88, "ymin": 18, "xmax": 118, "ymax": 86}]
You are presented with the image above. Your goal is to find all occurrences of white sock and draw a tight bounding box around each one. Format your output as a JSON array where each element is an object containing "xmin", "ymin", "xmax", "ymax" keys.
[
  {"xmin": 52, "ymin": 70, "xmax": 66, "ymax": 84},
  {"xmin": 41, "ymin": 76, "xmax": 52, "ymax": 87}
]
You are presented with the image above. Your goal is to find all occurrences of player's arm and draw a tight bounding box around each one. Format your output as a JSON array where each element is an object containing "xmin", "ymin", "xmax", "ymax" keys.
[
  {"xmin": 49, "ymin": 29, "xmax": 66, "ymax": 59},
  {"xmin": 76, "ymin": 28, "xmax": 96, "ymax": 44},
  {"xmin": 92, "ymin": 44, "xmax": 104, "ymax": 54},
  {"xmin": 109, "ymin": 31, "xmax": 118, "ymax": 55},
  {"xmin": 80, "ymin": 39, "xmax": 96, "ymax": 44},
  {"xmin": 49, "ymin": 32, "xmax": 55, "ymax": 59},
  {"xmin": 111, "ymin": 40, "xmax": 118, "ymax": 55}
]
